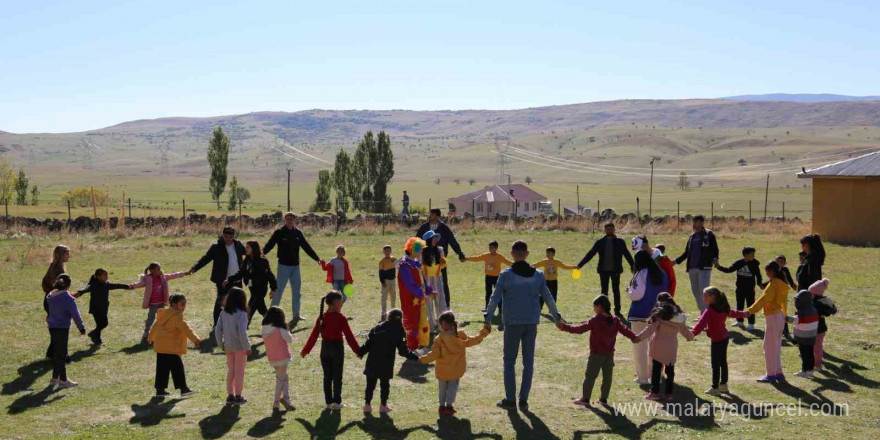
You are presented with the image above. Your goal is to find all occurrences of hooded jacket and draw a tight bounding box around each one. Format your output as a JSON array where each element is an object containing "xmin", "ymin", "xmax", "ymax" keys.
[
  {"xmin": 485, "ymin": 262, "xmax": 560, "ymax": 326},
  {"xmin": 131, "ymin": 272, "xmax": 186, "ymax": 309},
  {"xmin": 359, "ymin": 320, "xmax": 418, "ymax": 379},
  {"xmin": 261, "ymin": 325, "xmax": 292, "ymax": 364},
  {"xmin": 627, "ymin": 270, "xmax": 669, "ymax": 321},
  {"xmin": 76, "ymin": 278, "xmax": 130, "ymax": 315},
  {"xmin": 793, "ymin": 290, "xmax": 819, "ymax": 345},
  {"xmin": 46, "ymin": 289, "xmax": 85, "ymax": 331},
  {"xmin": 419, "ymin": 328, "xmax": 490, "ymax": 380},
  {"xmin": 228, "ymin": 257, "xmax": 278, "ymax": 293},
  {"xmin": 191, "ymin": 237, "xmax": 246, "ymax": 284},
  {"xmin": 635, "ymin": 313, "xmax": 694, "ymax": 365},
  {"xmin": 148, "ymin": 307, "xmax": 200, "ymax": 355}
]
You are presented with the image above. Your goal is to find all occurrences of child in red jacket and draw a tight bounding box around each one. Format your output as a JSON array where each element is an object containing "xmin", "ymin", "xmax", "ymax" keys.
[
  {"xmin": 321, "ymin": 246, "xmax": 354, "ymax": 302},
  {"xmin": 691, "ymin": 287, "xmax": 748, "ymax": 395}
]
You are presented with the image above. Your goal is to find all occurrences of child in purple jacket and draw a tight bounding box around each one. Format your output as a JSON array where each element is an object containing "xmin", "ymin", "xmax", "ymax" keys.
[{"xmin": 45, "ymin": 274, "xmax": 86, "ymax": 388}]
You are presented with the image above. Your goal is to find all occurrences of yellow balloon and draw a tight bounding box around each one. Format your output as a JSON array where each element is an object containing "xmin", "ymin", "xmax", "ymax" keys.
[{"xmin": 571, "ymin": 269, "xmax": 582, "ymax": 280}]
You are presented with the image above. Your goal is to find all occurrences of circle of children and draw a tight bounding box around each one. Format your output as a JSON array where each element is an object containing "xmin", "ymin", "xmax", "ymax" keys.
[{"xmin": 40, "ymin": 211, "xmax": 836, "ymax": 417}]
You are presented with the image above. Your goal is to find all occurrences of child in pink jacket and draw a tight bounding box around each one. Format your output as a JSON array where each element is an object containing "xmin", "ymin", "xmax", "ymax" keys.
[
  {"xmin": 635, "ymin": 293, "xmax": 695, "ymax": 401},
  {"xmin": 130, "ymin": 262, "xmax": 190, "ymax": 344},
  {"xmin": 691, "ymin": 287, "xmax": 749, "ymax": 395},
  {"xmin": 261, "ymin": 306, "xmax": 296, "ymax": 412}
]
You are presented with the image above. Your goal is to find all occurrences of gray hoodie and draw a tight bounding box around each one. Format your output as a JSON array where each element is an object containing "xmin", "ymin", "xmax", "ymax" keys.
[{"xmin": 215, "ymin": 310, "xmax": 251, "ymax": 352}]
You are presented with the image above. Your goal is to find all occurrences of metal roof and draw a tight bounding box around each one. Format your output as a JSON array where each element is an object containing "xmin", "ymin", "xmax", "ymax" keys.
[
  {"xmin": 798, "ymin": 150, "xmax": 880, "ymax": 178},
  {"xmin": 448, "ymin": 184, "xmax": 549, "ymax": 203}
]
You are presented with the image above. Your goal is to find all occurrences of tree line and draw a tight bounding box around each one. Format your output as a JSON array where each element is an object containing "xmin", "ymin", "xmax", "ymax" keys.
[{"xmin": 314, "ymin": 130, "xmax": 394, "ymax": 213}]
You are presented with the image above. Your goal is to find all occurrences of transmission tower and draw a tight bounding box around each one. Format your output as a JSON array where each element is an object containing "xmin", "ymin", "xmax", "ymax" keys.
[
  {"xmin": 495, "ymin": 135, "xmax": 510, "ymax": 184},
  {"xmin": 157, "ymin": 143, "xmax": 170, "ymax": 174},
  {"xmin": 78, "ymin": 138, "xmax": 96, "ymax": 169}
]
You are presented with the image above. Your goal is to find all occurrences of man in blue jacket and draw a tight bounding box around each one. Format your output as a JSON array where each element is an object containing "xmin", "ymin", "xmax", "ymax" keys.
[
  {"xmin": 485, "ymin": 240, "xmax": 560, "ymax": 411},
  {"xmin": 577, "ymin": 223, "xmax": 634, "ymax": 315},
  {"xmin": 415, "ymin": 209, "xmax": 466, "ymax": 307}
]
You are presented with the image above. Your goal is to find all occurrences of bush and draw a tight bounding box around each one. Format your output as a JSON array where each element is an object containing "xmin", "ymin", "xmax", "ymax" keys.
[
  {"xmin": 61, "ymin": 188, "xmax": 110, "ymax": 207},
  {"xmin": 409, "ymin": 204, "xmax": 428, "ymax": 215}
]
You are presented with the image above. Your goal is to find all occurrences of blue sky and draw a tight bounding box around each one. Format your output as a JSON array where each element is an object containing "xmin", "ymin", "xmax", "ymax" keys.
[{"xmin": 1, "ymin": 0, "xmax": 878, "ymax": 133}]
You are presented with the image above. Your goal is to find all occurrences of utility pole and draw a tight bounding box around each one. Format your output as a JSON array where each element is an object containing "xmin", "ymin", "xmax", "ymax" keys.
[
  {"xmin": 286, "ymin": 168, "xmax": 292, "ymax": 212},
  {"xmin": 763, "ymin": 174, "xmax": 770, "ymax": 221},
  {"xmin": 576, "ymin": 185, "xmax": 580, "ymax": 216},
  {"xmin": 503, "ymin": 173, "xmax": 514, "ymax": 221},
  {"xmin": 649, "ymin": 157, "xmax": 659, "ymax": 218}
]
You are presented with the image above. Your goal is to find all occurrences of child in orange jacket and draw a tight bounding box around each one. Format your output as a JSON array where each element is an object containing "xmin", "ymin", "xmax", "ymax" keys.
[
  {"xmin": 419, "ymin": 311, "xmax": 490, "ymax": 415},
  {"xmin": 148, "ymin": 294, "xmax": 200, "ymax": 397}
]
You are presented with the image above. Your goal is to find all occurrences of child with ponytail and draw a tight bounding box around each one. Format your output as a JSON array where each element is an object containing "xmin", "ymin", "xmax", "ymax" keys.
[
  {"xmin": 690, "ymin": 287, "xmax": 749, "ymax": 395},
  {"xmin": 130, "ymin": 262, "xmax": 191, "ymax": 344},
  {"xmin": 358, "ymin": 309, "xmax": 419, "ymax": 413},
  {"xmin": 419, "ymin": 311, "xmax": 490, "ymax": 415},
  {"xmin": 301, "ymin": 291, "xmax": 360, "ymax": 409},
  {"xmin": 262, "ymin": 306, "xmax": 296, "ymax": 412},
  {"xmin": 74, "ymin": 268, "xmax": 132, "ymax": 346}
]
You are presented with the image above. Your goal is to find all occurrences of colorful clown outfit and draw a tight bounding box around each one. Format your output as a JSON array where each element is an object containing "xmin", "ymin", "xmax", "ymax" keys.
[{"xmin": 398, "ymin": 238, "xmax": 430, "ymax": 350}]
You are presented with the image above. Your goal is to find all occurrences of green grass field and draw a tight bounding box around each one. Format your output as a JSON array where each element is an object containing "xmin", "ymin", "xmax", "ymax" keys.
[{"xmin": 1, "ymin": 229, "xmax": 877, "ymax": 439}]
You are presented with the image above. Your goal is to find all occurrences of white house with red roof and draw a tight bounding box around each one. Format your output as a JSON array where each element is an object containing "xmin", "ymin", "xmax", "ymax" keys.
[{"xmin": 447, "ymin": 184, "xmax": 552, "ymax": 218}]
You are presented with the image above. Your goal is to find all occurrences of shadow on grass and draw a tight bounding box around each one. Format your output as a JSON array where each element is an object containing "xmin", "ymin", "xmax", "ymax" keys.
[
  {"xmin": 770, "ymin": 379, "xmax": 849, "ymax": 415},
  {"xmin": 428, "ymin": 415, "xmax": 503, "ymax": 440},
  {"xmin": 663, "ymin": 385, "xmax": 718, "ymax": 430},
  {"xmin": 354, "ymin": 412, "xmax": 428, "ymax": 440},
  {"xmin": 727, "ymin": 330, "xmax": 754, "ymax": 346},
  {"xmin": 820, "ymin": 351, "xmax": 880, "ymax": 388},
  {"xmin": 7, "ymin": 385, "xmax": 64, "ymax": 415},
  {"xmin": 120, "ymin": 341, "xmax": 151, "ymax": 355},
  {"xmin": 129, "ymin": 396, "xmax": 185, "ymax": 427},
  {"xmin": 505, "ymin": 408, "xmax": 561, "ymax": 440},
  {"xmin": 716, "ymin": 393, "xmax": 769, "ymax": 420},
  {"xmin": 247, "ymin": 410, "xmax": 286, "ymax": 438},
  {"xmin": 199, "ymin": 404, "xmax": 241, "ymax": 439},
  {"xmin": 295, "ymin": 409, "xmax": 358, "ymax": 439},
  {"xmin": 2, "ymin": 346, "xmax": 99, "ymax": 396},
  {"xmin": 574, "ymin": 404, "xmax": 659, "ymax": 440},
  {"xmin": 397, "ymin": 359, "xmax": 431, "ymax": 384}
]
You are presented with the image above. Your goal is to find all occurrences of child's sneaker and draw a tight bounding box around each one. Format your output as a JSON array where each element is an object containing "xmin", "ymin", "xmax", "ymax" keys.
[
  {"xmin": 50, "ymin": 378, "xmax": 61, "ymax": 385},
  {"xmin": 496, "ymin": 399, "xmax": 516, "ymax": 409},
  {"xmin": 235, "ymin": 396, "xmax": 248, "ymax": 405},
  {"xmin": 774, "ymin": 373, "xmax": 786, "ymax": 382},
  {"xmin": 644, "ymin": 393, "xmax": 662, "ymax": 401},
  {"xmin": 446, "ymin": 405, "xmax": 457, "ymax": 415},
  {"xmin": 180, "ymin": 388, "xmax": 196, "ymax": 397},
  {"xmin": 572, "ymin": 398, "xmax": 590, "ymax": 407},
  {"xmin": 705, "ymin": 387, "xmax": 721, "ymax": 396},
  {"xmin": 756, "ymin": 375, "xmax": 777, "ymax": 383},
  {"xmin": 379, "ymin": 405, "xmax": 392, "ymax": 413},
  {"xmin": 746, "ymin": 324, "xmax": 755, "ymax": 331},
  {"xmin": 325, "ymin": 404, "xmax": 333, "ymax": 410},
  {"xmin": 598, "ymin": 398, "xmax": 608, "ymax": 405},
  {"xmin": 363, "ymin": 404, "xmax": 372, "ymax": 413},
  {"xmin": 330, "ymin": 403, "xmax": 343, "ymax": 410},
  {"xmin": 280, "ymin": 398, "xmax": 296, "ymax": 411},
  {"xmin": 665, "ymin": 393, "xmax": 674, "ymax": 401},
  {"xmin": 58, "ymin": 379, "xmax": 79, "ymax": 388},
  {"xmin": 794, "ymin": 370, "xmax": 815, "ymax": 379},
  {"xmin": 732, "ymin": 322, "xmax": 745, "ymax": 329},
  {"xmin": 718, "ymin": 384, "xmax": 729, "ymax": 393},
  {"xmin": 226, "ymin": 395, "xmax": 236, "ymax": 405},
  {"xmin": 155, "ymin": 389, "xmax": 171, "ymax": 397}
]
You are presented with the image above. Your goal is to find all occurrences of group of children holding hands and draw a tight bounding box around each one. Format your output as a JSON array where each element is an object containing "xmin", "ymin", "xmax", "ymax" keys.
[{"xmin": 41, "ymin": 228, "xmax": 836, "ymax": 415}]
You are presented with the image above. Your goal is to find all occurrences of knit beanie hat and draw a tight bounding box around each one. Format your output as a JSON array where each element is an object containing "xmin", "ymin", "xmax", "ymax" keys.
[{"xmin": 809, "ymin": 278, "xmax": 830, "ymax": 296}]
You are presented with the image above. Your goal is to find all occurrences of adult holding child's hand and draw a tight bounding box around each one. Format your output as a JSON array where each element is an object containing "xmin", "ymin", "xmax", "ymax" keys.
[{"xmin": 416, "ymin": 209, "xmax": 465, "ymax": 308}]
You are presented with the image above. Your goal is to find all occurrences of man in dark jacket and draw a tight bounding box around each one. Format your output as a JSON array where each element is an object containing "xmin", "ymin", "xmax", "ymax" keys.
[
  {"xmin": 415, "ymin": 209, "xmax": 466, "ymax": 308},
  {"xmin": 674, "ymin": 215, "xmax": 719, "ymax": 312},
  {"xmin": 263, "ymin": 212, "xmax": 324, "ymax": 322},
  {"xmin": 189, "ymin": 226, "xmax": 245, "ymax": 329},
  {"xmin": 577, "ymin": 223, "xmax": 634, "ymax": 315}
]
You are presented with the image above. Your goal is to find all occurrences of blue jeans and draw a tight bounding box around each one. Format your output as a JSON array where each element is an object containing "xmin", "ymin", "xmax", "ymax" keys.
[
  {"xmin": 273, "ymin": 264, "xmax": 302, "ymax": 317},
  {"xmin": 332, "ymin": 280, "xmax": 347, "ymax": 302},
  {"xmin": 503, "ymin": 324, "xmax": 538, "ymax": 402}
]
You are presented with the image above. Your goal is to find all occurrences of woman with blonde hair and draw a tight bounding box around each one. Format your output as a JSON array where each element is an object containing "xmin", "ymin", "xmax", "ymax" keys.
[{"xmin": 43, "ymin": 245, "xmax": 70, "ymax": 362}]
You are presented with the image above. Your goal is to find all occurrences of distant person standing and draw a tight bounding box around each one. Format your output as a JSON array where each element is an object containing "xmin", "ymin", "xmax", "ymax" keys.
[
  {"xmin": 577, "ymin": 223, "xmax": 634, "ymax": 315},
  {"xmin": 674, "ymin": 215, "xmax": 719, "ymax": 313},
  {"xmin": 263, "ymin": 213, "xmax": 324, "ymax": 323},
  {"xmin": 416, "ymin": 209, "xmax": 466, "ymax": 308},
  {"xmin": 189, "ymin": 226, "xmax": 245, "ymax": 330},
  {"xmin": 401, "ymin": 191, "xmax": 410, "ymax": 217}
]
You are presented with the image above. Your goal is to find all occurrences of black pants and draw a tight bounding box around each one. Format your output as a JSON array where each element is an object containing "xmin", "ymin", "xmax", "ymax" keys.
[
  {"xmin": 710, "ymin": 338, "xmax": 729, "ymax": 388},
  {"xmin": 320, "ymin": 341, "xmax": 344, "ymax": 404},
  {"xmin": 651, "ymin": 360, "xmax": 675, "ymax": 395},
  {"xmin": 213, "ymin": 281, "xmax": 241, "ymax": 327},
  {"xmin": 248, "ymin": 286, "xmax": 269, "ymax": 327},
  {"xmin": 441, "ymin": 267, "xmax": 451, "ymax": 308},
  {"xmin": 734, "ymin": 287, "xmax": 756, "ymax": 324},
  {"xmin": 798, "ymin": 343, "xmax": 815, "ymax": 372},
  {"xmin": 49, "ymin": 328, "xmax": 69, "ymax": 381},
  {"xmin": 155, "ymin": 353, "xmax": 188, "ymax": 391},
  {"xmin": 365, "ymin": 375, "xmax": 391, "ymax": 405},
  {"xmin": 89, "ymin": 311, "xmax": 109, "ymax": 343},
  {"xmin": 540, "ymin": 280, "xmax": 558, "ymax": 309},
  {"xmin": 484, "ymin": 275, "xmax": 501, "ymax": 313},
  {"xmin": 599, "ymin": 271, "xmax": 622, "ymax": 313}
]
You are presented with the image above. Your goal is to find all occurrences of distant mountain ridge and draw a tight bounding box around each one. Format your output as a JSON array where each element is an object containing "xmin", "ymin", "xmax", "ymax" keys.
[{"xmin": 723, "ymin": 93, "xmax": 880, "ymax": 102}]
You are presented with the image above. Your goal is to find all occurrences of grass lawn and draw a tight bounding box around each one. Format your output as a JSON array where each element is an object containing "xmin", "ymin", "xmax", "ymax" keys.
[{"xmin": 0, "ymin": 229, "xmax": 876, "ymax": 439}]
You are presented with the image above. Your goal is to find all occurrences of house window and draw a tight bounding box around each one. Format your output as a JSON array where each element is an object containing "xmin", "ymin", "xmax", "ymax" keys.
[
  {"xmin": 488, "ymin": 203, "xmax": 492, "ymax": 213},
  {"xmin": 533, "ymin": 202, "xmax": 537, "ymax": 211},
  {"xmin": 524, "ymin": 202, "xmax": 529, "ymax": 212},
  {"xmin": 477, "ymin": 203, "xmax": 483, "ymax": 213}
]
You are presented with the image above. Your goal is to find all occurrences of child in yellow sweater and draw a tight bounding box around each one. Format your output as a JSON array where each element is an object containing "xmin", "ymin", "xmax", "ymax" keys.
[
  {"xmin": 748, "ymin": 261, "xmax": 790, "ymax": 383},
  {"xmin": 532, "ymin": 247, "xmax": 577, "ymax": 311},
  {"xmin": 378, "ymin": 245, "xmax": 398, "ymax": 322},
  {"xmin": 464, "ymin": 240, "xmax": 512, "ymax": 311},
  {"xmin": 420, "ymin": 311, "xmax": 490, "ymax": 415}
]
